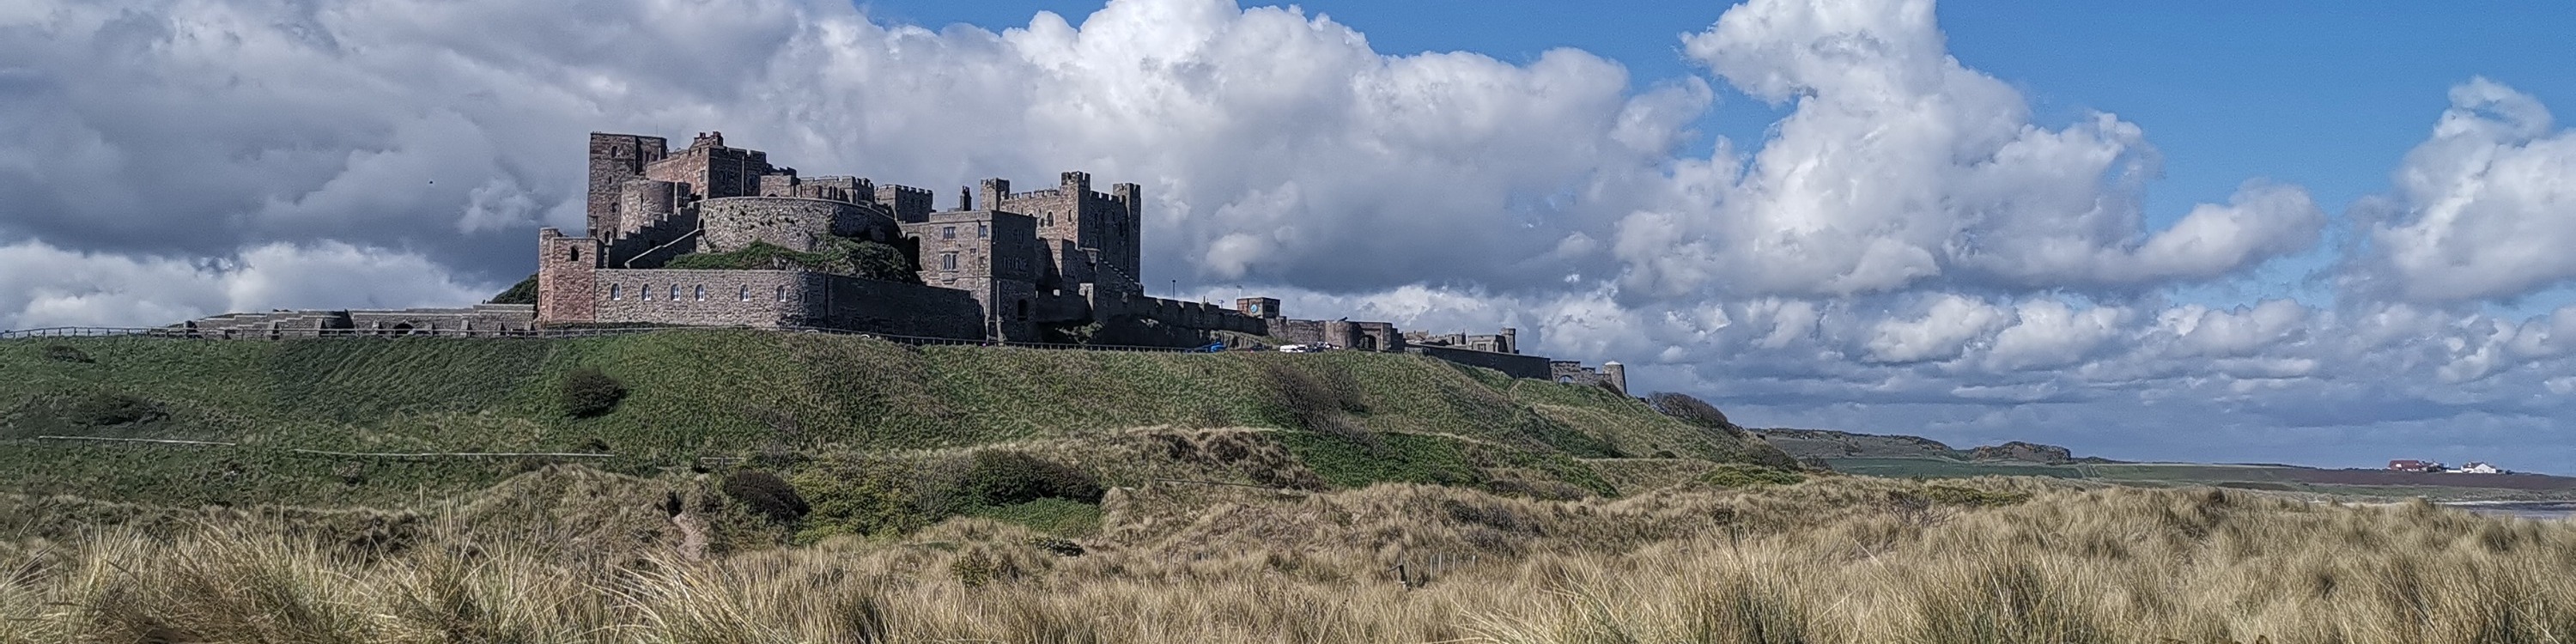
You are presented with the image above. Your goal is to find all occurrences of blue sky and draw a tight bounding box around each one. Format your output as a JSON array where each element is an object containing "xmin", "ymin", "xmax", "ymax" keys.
[
  {"xmin": 866, "ymin": 1, "xmax": 2576, "ymax": 310},
  {"xmin": 865, "ymin": 2, "xmax": 2576, "ymax": 209},
  {"xmin": 5, "ymin": 0, "xmax": 2576, "ymax": 470}
]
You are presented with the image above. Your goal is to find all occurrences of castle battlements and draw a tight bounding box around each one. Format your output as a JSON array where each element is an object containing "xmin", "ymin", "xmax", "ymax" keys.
[{"xmin": 158, "ymin": 131, "xmax": 1627, "ymax": 393}]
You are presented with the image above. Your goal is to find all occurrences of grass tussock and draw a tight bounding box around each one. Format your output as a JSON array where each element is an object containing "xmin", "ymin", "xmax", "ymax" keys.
[{"xmin": 4, "ymin": 473, "xmax": 2573, "ymax": 643}]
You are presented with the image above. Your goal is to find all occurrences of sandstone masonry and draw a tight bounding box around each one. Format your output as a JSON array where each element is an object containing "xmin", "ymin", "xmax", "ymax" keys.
[{"xmin": 161, "ymin": 130, "xmax": 1629, "ymax": 392}]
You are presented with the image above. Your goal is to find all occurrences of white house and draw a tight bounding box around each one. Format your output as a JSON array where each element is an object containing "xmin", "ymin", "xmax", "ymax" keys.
[{"xmin": 2456, "ymin": 462, "xmax": 2501, "ymax": 474}]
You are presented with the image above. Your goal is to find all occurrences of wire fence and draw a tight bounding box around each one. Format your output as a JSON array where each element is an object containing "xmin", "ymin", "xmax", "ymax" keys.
[{"xmin": 0, "ymin": 325, "xmax": 1238, "ymax": 354}]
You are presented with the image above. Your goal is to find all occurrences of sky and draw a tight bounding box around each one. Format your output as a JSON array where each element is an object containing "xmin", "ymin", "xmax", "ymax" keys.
[{"xmin": 3, "ymin": 0, "xmax": 2574, "ymax": 471}]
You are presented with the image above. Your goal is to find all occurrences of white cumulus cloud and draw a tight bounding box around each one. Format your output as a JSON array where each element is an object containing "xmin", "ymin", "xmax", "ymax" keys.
[{"xmin": 2351, "ymin": 77, "xmax": 2576, "ymax": 302}]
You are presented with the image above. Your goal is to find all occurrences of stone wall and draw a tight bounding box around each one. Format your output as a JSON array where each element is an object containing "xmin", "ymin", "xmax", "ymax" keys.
[
  {"xmin": 348, "ymin": 306, "xmax": 538, "ymax": 333},
  {"xmin": 700, "ymin": 197, "xmax": 901, "ymax": 252},
  {"xmin": 1412, "ymin": 345, "xmax": 1552, "ymax": 380},
  {"xmin": 1547, "ymin": 361, "xmax": 1629, "ymax": 394},
  {"xmin": 589, "ymin": 269, "xmax": 992, "ymax": 340},
  {"xmin": 1407, "ymin": 330, "xmax": 1517, "ymax": 354},
  {"xmin": 1267, "ymin": 318, "xmax": 1401, "ymax": 350},
  {"xmin": 592, "ymin": 269, "xmax": 805, "ymax": 327},
  {"xmin": 173, "ymin": 305, "xmax": 537, "ymax": 337},
  {"xmin": 602, "ymin": 210, "xmax": 703, "ymax": 269},
  {"xmin": 804, "ymin": 273, "xmax": 988, "ymax": 340}
]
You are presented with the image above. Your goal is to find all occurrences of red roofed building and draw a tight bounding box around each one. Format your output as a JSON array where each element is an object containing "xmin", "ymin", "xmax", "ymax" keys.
[{"xmin": 2388, "ymin": 459, "xmax": 2442, "ymax": 472}]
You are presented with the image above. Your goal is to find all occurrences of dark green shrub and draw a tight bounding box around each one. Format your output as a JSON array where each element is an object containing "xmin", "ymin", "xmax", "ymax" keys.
[
  {"xmin": 1263, "ymin": 361, "xmax": 1369, "ymax": 434},
  {"xmin": 951, "ymin": 550, "xmax": 1001, "ymax": 587},
  {"xmin": 722, "ymin": 471, "xmax": 811, "ymax": 522},
  {"xmin": 963, "ymin": 451, "xmax": 1103, "ymax": 506},
  {"xmin": 65, "ymin": 392, "xmax": 167, "ymax": 427},
  {"xmin": 1923, "ymin": 484, "xmax": 2033, "ymax": 507},
  {"xmin": 559, "ymin": 367, "xmax": 627, "ymax": 418},
  {"xmin": 794, "ymin": 467, "xmax": 927, "ymax": 541},
  {"xmin": 40, "ymin": 344, "xmax": 93, "ymax": 363},
  {"xmin": 1025, "ymin": 535, "xmax": 1085, "ymax": 557},
  {"xmin": 1647, "ymin": 392, "xmax": 1733, "ymax": 429},
  {"xmin": 850, "ymin": 240, "xmax": 919, "ymax": 283},
  {"xmin": 487, "ymin": 273, "xmax": 538, "ymax": 304}
]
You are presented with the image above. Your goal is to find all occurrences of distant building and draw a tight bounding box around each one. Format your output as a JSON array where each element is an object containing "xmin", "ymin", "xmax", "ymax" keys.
[
  {"xmin": 2457, "ymin": 462, "xmax": 2500, "ymax": 474},
  {"xmin": 2388, "ymin": 459, "xmax": 2443, "ymax": 472}
]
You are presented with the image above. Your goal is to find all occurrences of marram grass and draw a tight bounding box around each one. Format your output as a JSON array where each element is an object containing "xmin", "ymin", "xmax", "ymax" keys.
[{"xmin": 4, "ymin": 474, "xmax": 2573, "ymax": 643}]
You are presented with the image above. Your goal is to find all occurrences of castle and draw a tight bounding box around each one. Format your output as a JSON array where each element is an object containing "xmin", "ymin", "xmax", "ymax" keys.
[{"xmin": 161, "ymin": 131, "xmax": 1626, "ymax": 393}]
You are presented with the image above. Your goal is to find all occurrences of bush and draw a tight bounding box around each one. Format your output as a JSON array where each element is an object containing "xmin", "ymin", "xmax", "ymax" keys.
[
  {"xmin": 64, "ymin": 392, "xmax": 167, "ymax": 428},
  {"xmin": 40, "ymin": 344, "xmax": 93, "ymax": 363},
  {"xmin": 849, "ymin": 240, "xmax": 919, "ymax": 283},
  {"xmin": 1647, "ymin": 392, "xmax": 1734, "ymax": 430},
  {"xmin": 793, "ymin": 466, "xmax": 927, "ymax": 541},
  {"xmin": 559, "ymin": 367, "xmax": 627, "ymax": 418},
  {"xmin": 722, "ymin": 471, "xmax": 811, "ymax": 522},
  {"xmin": 487, "ymin": 273, "xmax": 538, "ymax": 305},
  {"xmin": 951, "ymin": 549, "xmax": 1002, "ymax": 587},
  {"xmin": 1263, "ymin": 361, "xmax": 1369, "ymax": 434},
  {"xmin": 963, "ymin": 451, "xmax": 1103, "ymax": 506},
  {"xmin": 1699, "ymin": 464, "xmax": 1806, "ymax": 488},
  {"xmin": 1025, "ymin": 535, "xmax": 1085, "ymax": 557},
  {"xmin": 1923, "ymin": 484, "xmax": 2032, "ymax": 507}
]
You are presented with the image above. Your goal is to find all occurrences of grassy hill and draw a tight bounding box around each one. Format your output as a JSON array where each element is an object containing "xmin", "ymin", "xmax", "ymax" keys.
[{"xmin": 0, "ymin": 330, "xmax": 1783, "ymax": 510}]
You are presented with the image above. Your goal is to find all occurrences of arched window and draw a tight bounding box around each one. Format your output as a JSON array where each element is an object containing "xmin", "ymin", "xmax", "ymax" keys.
[
  {"xmin": 775, "ymin": 285, "xmax": 788, "ymax": 301},
  {"xmin": 669, "ymin": 284, "xmax": 681, "ymax": 301},
  {"xmin": 738, "ymin": 285, "xmax": 750, "ymax": 301},
  {"xmin": 566, "ymin": 247, "xmax": 580, "ymax": 262},
  {"xmin": 609, "ymin": 283, "xmax": 621, "ymax": 300},
  {"xmin": 694, "ymin": 285, "xmax": 706, "ymax": 301},
  {"xmin": 641, "ymin": 284, "xmax": 652, "ymax": 301}
]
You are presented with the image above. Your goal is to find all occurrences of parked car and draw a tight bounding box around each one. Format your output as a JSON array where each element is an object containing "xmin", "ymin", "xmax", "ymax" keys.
[{"xmin": 1278, "ymin": 344, "xmax": 1316, "ymax": 353}]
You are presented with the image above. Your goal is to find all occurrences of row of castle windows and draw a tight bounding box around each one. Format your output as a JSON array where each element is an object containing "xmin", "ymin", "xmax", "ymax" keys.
[{"xmin": 606, "ymin": 283, "xmax": 792, "ymax": 302}]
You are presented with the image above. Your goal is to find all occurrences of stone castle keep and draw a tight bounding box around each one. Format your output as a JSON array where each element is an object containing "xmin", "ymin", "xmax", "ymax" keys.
[{"xmin": 164, "ymin": 131, "xmax": 1625, "ymax": 393}]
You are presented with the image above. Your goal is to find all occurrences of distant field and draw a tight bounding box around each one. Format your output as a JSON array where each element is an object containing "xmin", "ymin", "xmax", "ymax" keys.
[
  {"xmin": 2093, "ymin": 463, "xmax": 2576, "ymax": 491},
  {"xmin": 1821, "ymin": 458, "xmax": 2087, "ymax": 479},
  {"xmin": 1822, "ymin": 457, "xmax": 2576, "ymax": 498}
]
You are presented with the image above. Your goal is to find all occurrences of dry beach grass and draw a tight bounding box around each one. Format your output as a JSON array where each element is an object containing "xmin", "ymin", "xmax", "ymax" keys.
[{"xmin": 5, "ymin": 473, "xmax": 2574, "ymax": 643}]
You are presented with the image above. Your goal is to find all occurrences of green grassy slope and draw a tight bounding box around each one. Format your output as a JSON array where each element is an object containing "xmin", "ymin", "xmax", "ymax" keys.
[{"xmin": 0, "ymin": 331, "xmax": 1768, "ymax": 507}]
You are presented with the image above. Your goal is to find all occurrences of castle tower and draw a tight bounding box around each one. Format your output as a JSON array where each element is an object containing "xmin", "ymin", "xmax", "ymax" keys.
[
  {"xmin": 641, "ymin": 131, "xmax": 775, "ymax": 201},
  {"xmin": 1601, "ymin": 361, "xmax": 1628, "ymax": 396},
  {"xmin": 587, "ymin": 133, "xmax": 670, "ymax": 236},
  {"xmin": 979, "ymin": 178, "xmax": 1011, "ymax": 212},
  {"xmin": 1109, "ymin": 182, "xmax": 1143, "ymax": 281},
  {"xmin": 536, "ymin": 228, "xmax": 601, "ymax": 325},
  {"xmin": 1236, "ymin": 297, "xmax": 1281, "ymax": 319}
]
